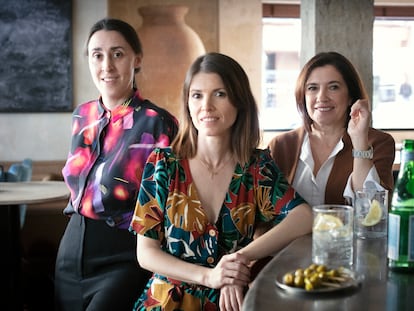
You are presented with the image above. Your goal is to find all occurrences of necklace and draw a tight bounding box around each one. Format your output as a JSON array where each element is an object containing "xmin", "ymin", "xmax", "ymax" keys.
[{"xmin": 197, "ymin": 154, "xmax": 234, "ymax": 179}]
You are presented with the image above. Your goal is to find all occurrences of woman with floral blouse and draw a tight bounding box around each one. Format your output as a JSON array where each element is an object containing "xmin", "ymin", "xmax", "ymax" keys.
[
  {"xmin": 129, "ymin": 52, "xmax": 312, "ymax": 311},
  {"xmin": 54, "ymin": 18, "xmax": 178, "ymax": 311}
]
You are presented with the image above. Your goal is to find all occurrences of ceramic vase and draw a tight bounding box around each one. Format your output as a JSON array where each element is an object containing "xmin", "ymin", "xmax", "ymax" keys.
[{"xmin": 136, "ymin": 5, "xmax": 206, "ymax": 118}]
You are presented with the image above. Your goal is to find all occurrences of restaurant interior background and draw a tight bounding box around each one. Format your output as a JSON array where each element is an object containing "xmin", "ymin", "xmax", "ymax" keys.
[
  {"xmin": 1, "ymin": 0, "xmax": 413, "ymax": 164},
  {"xmin": 1, "ymin": 0, "xmax": 414, "ymax": 309}
]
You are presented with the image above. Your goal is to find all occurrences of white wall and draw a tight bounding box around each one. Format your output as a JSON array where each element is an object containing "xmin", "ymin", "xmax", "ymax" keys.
[{"xmin": 218, "ymin": 0, "xmax": 262, "ymax": 106}]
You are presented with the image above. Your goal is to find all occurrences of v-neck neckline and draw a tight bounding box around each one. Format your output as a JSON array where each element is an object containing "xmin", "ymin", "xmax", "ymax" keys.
[{"xmin": 184, "ymin": 158, "xmax": 236, "ymax": 225}]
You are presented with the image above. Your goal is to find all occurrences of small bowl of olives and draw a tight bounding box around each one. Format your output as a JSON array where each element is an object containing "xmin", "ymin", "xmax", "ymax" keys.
[{"xmin": 276, "ymin": 263, "xmax": 361, "ymax": 294}]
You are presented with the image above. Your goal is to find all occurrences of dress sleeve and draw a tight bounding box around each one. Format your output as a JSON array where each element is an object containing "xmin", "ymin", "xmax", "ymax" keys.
[
  {"xmin": 256, "ymin": 149, "xmax": 306, "ymax": 225},
  {"xmin": 129, "ymin": 148, "xmax": 170, "ymax": 241}
]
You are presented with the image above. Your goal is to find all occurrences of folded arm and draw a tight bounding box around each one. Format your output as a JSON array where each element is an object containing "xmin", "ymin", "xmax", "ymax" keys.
[
  {"xmin": 137, "ymin": 235, "xmax": 251, "ymax": 289},
  {"xmin": 237, "ymin": 203, "xmax": 312, "ymax": 261}
]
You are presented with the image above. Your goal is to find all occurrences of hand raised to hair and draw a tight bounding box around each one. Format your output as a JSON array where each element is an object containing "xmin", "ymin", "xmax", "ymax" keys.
[{"xmin": 347, "ymin": 99, "xmax": 371, "ymax": 149}]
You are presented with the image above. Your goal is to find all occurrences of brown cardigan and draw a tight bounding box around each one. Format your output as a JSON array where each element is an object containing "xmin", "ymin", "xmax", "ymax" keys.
[{"xmin": 268, "ymin": 126, "xmax": 395, "ymax": 205}]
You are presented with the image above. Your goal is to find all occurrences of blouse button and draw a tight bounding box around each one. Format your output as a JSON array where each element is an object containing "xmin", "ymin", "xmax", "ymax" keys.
[
  {"xmin": 207, "ymin": 257, "xmax": 215, "ymax": 264},
  {"xmin": 209, "ymin": 229, "xmax": 216, "ymax": 237}
]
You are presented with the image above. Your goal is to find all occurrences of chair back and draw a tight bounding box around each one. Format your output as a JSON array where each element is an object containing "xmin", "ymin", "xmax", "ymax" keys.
[
  {"xmin": 3, "ymin": 158, "xmax": 33, "ymax": 228},
  {"xmin": 21, "ymin": 158, "xmax": 33, "ymax": 181},
  {"xmin": 6, "ymin": 158, "xmax": 33, "ymax": 182}
]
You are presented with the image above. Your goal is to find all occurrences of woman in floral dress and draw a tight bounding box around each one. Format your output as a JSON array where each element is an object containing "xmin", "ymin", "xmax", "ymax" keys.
[{"xmin": 129, "ymin": 52, "xmax": 312, "ymax": 311}]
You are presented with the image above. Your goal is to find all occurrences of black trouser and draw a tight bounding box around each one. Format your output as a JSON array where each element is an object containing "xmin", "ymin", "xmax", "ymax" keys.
[{"xmin": 54, "ymin": 214, "xmax": 151, "ymax": 311}]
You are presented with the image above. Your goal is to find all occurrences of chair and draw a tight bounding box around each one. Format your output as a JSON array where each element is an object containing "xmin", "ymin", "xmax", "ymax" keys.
[
  {"xmin": 4, "ymin": 159, "xmax": 33, "ymax": 227},
  {"xmin": 7, "ymin": 158, "xmax": 32, "ymax": 182},
  {"xmin": 0, "ymin": 165, "xmax": 4, "ymax": 181}
]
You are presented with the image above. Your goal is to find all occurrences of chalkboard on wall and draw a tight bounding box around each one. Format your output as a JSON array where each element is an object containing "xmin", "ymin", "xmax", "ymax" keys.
[{"xmin": 0, "ymin": 0, "xmax": 72, "ymax": 112}]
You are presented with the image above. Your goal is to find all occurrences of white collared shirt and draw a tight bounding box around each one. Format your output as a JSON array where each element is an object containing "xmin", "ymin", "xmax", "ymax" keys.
[{"xmin": 292, "ymin": 133, "xmax": 383, "ymax": 206}]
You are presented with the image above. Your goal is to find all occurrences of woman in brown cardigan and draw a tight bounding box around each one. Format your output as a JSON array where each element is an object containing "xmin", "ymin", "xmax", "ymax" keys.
[{"xmin": 268, "ymin": 52, "xmax": 395, "ymax": 206}]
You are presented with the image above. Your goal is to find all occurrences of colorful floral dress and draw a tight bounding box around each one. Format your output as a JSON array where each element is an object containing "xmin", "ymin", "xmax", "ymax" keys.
[{"xmin": 129, "ymin": 147, "xmax": 305, "ymax": 310}]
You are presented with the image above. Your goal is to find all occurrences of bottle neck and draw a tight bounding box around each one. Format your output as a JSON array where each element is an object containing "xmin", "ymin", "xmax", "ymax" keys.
[
  {"xmin": 394, "ymin": 148, "xmax": 414, "ymax": 203},
  {"xmin": 398, "ymin": 150, "xmax": 414, "ymax": 179},
  {"xmin": 401, "ymin": 150, "xmax": 414, "ymax": 163}
]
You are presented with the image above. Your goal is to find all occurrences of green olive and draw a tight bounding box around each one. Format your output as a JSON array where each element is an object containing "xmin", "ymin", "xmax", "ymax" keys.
[
  {"xmin": 309, "ymin": 274, "xmax": 321, "ymax": 288},
  {"xmin": 294, "ymin": 268, "xmax": 304, "ymax": 277},
  {"xmin": 304, "ymin": 268, "xmax": 314, "ymax": 277},
  {"xmin": 304, "ymin": 277, "xmax": 314, "ymax": 291},
  {"xmin": 294, "ymin": 275, "xmax": 305, "ymax": 287},
  {"xmin": 317, "ymin": 271, "xmax": 327, "ymax": 281},
  {"xmin": 326, "ymin": 269, "xmax": 339, "ymax": 277},
  {"xmin": 283, "ymin": 273, "xmax": 294, "ymax": 286}
]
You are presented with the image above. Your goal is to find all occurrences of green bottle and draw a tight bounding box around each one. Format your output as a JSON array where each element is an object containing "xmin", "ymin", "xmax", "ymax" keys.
[{"xmin": 388, "ymin": 139, "xmax": 414, "ymax": 271}]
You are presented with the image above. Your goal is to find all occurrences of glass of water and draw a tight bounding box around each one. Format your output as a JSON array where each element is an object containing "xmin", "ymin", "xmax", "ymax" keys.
[
  {"xmin": 354, "ymin": 189, "xmax": 388, "ymax": 239},
  {"xmin": 312, "ymin": 204, "xmax": 354, "ymax": 268}
]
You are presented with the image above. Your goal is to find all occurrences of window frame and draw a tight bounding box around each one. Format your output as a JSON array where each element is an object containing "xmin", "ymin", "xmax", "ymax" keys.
[{"xmin": 263, "ymin": 4, "xmax": 414, "ymax": 18}]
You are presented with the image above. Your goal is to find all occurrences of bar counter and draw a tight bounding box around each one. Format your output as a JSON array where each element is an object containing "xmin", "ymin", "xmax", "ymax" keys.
[{"xmin": 243, "ymin": 234, "xmax": 414, "ymax": 311}]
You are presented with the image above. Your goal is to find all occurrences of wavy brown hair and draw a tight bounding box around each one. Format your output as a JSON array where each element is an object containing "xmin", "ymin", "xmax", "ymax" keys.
[
  {"xmin": 295, "ymin": 51, "xmax": 368, "ymax": 132},
  {"xmin": 171, "ymin": 53, "xmax": 261, "ymax": 164}
]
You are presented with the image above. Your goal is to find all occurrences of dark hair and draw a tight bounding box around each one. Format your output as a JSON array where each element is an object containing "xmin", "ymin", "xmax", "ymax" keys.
[
  {"xmin": 171, "ymin": 52, "xmax": 261, "ymax": 164},
  {"xmin": 86, "ymin": 18, "xmax": 143, "ymax": 73},
  {"xmin": 295, "ymin": 51, "xmax": 368, "ymax": 132}
]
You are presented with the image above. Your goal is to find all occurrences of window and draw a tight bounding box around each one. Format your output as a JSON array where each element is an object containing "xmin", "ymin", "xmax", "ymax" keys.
[
  {"xmin": 262, "ymin": 4, "xmax": 414, "ymax": 131},
  {"xmin": 373, "ymin": 19, "xmax": 414, "ymax": 129},
  {"xmin": 262, "ymin": 18, "xmax": 301, "ymax": 130}
]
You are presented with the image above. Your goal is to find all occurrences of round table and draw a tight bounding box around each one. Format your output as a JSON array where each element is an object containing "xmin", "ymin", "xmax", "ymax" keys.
[
  {"xmin": 0, "ymin": 181, "xmax": 69, "ymax": 310},
  {"xmin": 243, "ymin": 234, "xmax": 414, "ymax": 311},
  {"xmin": 0, "ymin": 181, "xmax": 70, "ymax": 205}
]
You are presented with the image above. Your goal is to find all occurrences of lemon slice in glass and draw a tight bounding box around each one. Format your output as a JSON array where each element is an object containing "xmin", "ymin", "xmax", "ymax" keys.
[
  {"xmin": 361, "ymin": 199, "xmax": 382, "ymax": 226},
  {"xmin": 313, "ymin": 214, "xmax": 344, "ymax": 231}
]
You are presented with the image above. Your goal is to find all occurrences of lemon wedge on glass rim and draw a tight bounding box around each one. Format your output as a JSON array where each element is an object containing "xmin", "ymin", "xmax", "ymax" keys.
[
  {"xmin": 313, "ymin": 214, "xmax": 344, "ymax": 231},
  {"xmin": 361, "ymin": 199, "xmax": 382, "ymax": 226}
]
